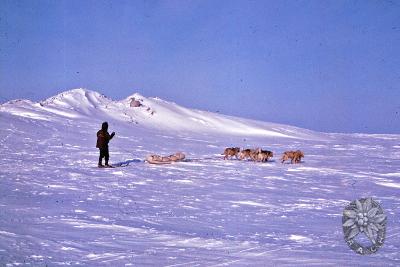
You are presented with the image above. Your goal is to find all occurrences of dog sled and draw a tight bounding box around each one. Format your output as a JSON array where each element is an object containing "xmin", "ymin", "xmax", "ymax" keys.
[{"xmin": 146, "ymin": 152, "xmax": 186, "ymax": 164}]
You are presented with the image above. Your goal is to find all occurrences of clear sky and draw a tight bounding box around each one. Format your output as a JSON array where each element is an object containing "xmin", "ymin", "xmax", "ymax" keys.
[{"xmin": 1, "ymin": 0, "xmax": 399, "ymax": 133}]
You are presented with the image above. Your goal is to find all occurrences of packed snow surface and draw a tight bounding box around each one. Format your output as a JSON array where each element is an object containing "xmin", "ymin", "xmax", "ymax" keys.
[{"xmin": 0, "ymin": 89, "xmax": 399, "ymax": 266}]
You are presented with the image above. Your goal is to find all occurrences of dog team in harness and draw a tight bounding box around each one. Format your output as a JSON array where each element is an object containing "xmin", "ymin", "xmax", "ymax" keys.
[{"xmin": 96, "ymin": 122, "xmax": 304, "ymax": 167}]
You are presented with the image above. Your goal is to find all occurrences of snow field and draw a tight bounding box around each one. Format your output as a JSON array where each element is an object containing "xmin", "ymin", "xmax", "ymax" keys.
[{"xmin": 0, "ymin": 89, "xmax": 399, "ymax": 266}]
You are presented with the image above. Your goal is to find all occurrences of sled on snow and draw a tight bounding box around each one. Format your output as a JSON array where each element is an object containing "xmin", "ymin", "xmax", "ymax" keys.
[{"xmin": 146, "ymin": 152, "xmax": 185, "ymax": 164}]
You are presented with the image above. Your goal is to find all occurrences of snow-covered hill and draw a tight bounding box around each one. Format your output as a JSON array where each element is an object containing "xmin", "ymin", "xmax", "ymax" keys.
[
  {"xmin": 1, "ymin": 89, "xmax": 399, "ymax": 266},
  {"xmin": 0, "ymin": 88, "xmax": 319, "ymax": 139}
]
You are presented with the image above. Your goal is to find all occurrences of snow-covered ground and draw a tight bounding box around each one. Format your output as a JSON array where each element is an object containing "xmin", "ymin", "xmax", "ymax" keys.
[{"xmin": 0, "ymin": 89, "xmax": 399, "ymax": 266}]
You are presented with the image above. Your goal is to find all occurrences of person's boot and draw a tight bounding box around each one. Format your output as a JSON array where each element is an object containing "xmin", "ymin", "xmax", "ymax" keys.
[{"xmin": 98, "ymin": 160, "xmax": 104, "ymax": 168}]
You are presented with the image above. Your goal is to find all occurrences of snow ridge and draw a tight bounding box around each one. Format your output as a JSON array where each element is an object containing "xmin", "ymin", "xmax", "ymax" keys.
[{"xmin": 1, "ymin": 88, "xmax": 319, "ymax": 139}]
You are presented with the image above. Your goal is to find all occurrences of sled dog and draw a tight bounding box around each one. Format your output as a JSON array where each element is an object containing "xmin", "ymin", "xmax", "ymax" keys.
[
  {"xmin": 222, "ymin": 147, "xmax": 240, "ymax": 160},
  {"xmin": 281, "ymin": 150, "xmax": 304, "ymax": 164}
]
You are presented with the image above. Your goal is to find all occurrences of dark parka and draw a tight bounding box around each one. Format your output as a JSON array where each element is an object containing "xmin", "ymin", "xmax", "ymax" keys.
[{"xmin": 96, "ymin": 122, "xmax": 114, "ymax": 149}]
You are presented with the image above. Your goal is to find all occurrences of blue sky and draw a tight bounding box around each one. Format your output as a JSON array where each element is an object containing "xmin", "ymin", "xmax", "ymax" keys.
[{"xmin": 1, "ymin": 0, "xmax": 399, "ymax": 133}]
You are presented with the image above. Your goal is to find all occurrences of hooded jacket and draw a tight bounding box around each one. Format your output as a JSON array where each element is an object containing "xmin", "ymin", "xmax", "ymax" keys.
[{"xmin": 96, "ymin": 122, "xmax": 114, "ymax": 149}]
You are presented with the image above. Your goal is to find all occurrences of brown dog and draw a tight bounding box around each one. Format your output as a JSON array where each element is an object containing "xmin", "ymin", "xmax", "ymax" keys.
[
  {"xmin": 281, "ymin": 151, "xmax": 295, "ymax": 164},
  {"xmin": 281, "ymin": 150, "xmax": 304, "ymax": 164},
  {"xmin": 222, "ymin": 147, "xmax": 240, "ymax": 160},
  {"xmin": 294, "ymin": 150, "xmax": 304, "ymax": 163},
  {"xmin": 250, "ymin": 150, "xmax": 259, "ymax": 161},
  {"xmin": 239, "ymin": 148, "xmax": 273, "ymax": 162},
  {"xmin": 239, "ymin": 148, "xmax": 260, "ymax": 161},
  {"xmin": 256, "ymin": 149, "xmax": 273, "ymax": 162},
  {"xmin": 239, "ymin": 148, "xmax": 254, "ymax": 159}
]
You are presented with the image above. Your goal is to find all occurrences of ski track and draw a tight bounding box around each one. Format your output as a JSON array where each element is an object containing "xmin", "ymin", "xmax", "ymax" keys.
[{"xmin": 1, "ymin": 95, "xmax": 400, "ymax": 266}]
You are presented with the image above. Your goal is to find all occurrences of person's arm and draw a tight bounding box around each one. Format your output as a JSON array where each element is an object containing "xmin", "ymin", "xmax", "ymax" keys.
[{"xmin": 110, "ymin": 132, "xmax": 115, "ymax": 140}]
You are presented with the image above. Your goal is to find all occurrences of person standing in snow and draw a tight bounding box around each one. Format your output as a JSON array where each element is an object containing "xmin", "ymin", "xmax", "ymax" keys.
[{"xmin": 96, "ymin": 122, "xmax": 115, "ymax": 167}]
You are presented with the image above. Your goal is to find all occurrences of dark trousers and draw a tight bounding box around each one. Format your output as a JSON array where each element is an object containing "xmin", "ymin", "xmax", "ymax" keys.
[{"xmin": 99, "ymin": 148, "xmax": 109, "ymax": 165}]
